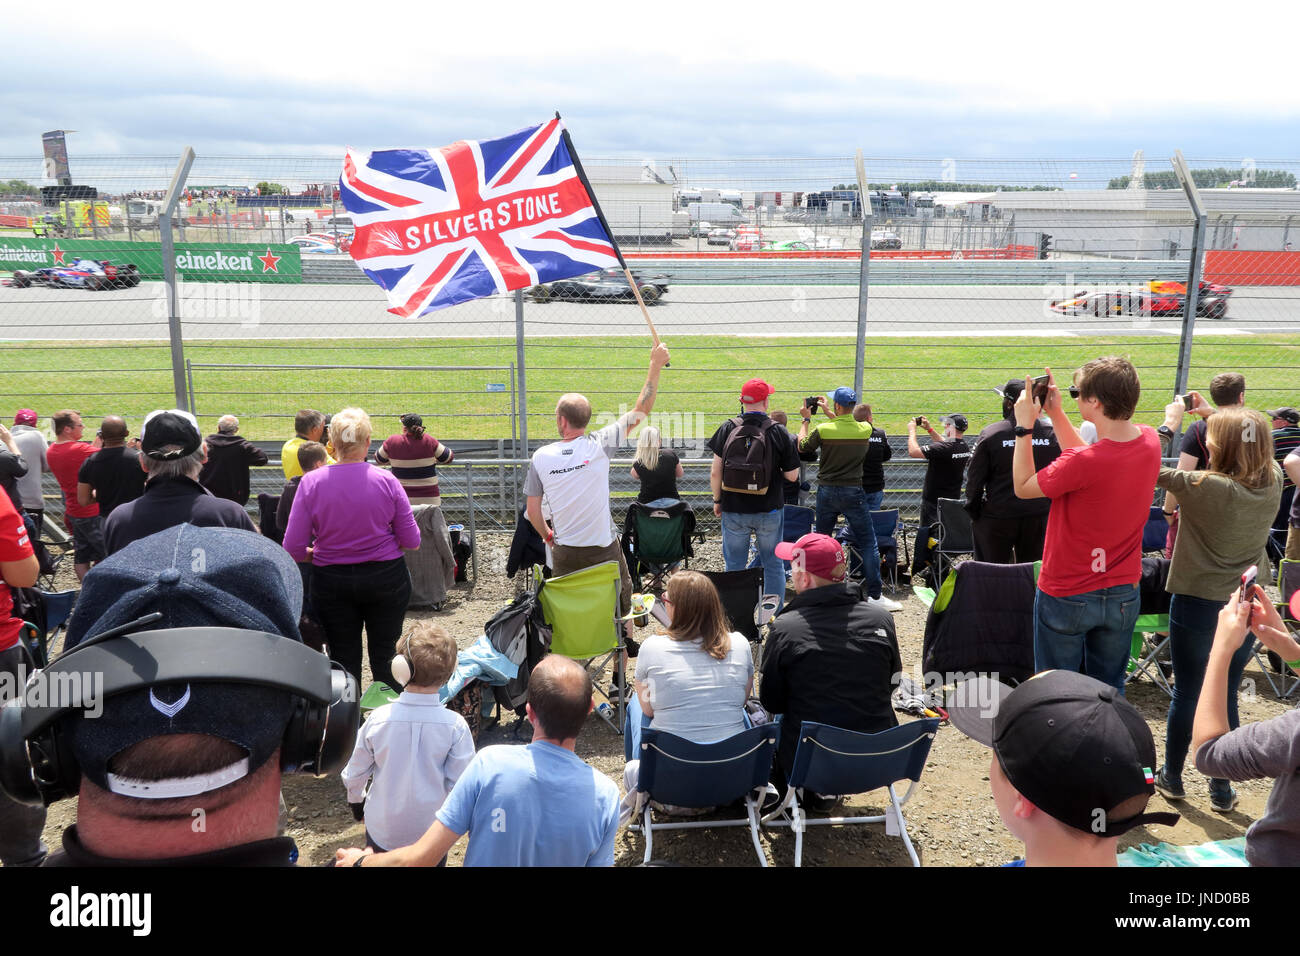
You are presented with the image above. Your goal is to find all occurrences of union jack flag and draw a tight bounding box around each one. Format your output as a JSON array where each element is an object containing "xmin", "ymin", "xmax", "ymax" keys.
[{"xmin": 340, "ymin": 119, "xmax": 621, "ymax": 317}]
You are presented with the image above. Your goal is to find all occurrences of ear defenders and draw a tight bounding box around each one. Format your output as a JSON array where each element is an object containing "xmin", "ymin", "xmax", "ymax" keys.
[
  {"xmin": 0, "ymin": 626, "xmax": 360, "ymax": 807},
  {"xmin": 390, "ymin": 634, "xmax": 414, "ymax": 688}
]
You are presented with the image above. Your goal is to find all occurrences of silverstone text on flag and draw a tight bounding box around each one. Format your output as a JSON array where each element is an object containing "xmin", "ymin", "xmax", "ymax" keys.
[{"xmin": 340, "ymin": 119, "xmax": 622, "ymax": 317}]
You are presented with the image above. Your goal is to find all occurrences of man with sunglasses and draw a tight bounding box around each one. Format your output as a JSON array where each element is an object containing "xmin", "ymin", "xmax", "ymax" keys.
[{"xmin": 1009, "ymin": 359, "xmax": 1161, "ymax": 693}]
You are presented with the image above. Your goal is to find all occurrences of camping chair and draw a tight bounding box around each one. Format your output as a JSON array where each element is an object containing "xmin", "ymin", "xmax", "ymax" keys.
[
  {"xmin": 761, "ymin": 719, "xmax": 940, "ymax": 867},
  {"xmin": 835, "ymin": 509, "xmax": 902, "ymax": 592},
  {"xmin": 919, "ymin": 560, "xmax": 1037, "ymax": 686},
  {"xmin": 1126, "ymin": 557, "xmax": 1173, "ymax": 696},
  {"xmin": 16, "ymin": 588, "xmax": 78, "ymax": 668},
  {"xmin": 629, "ymin": 723, "xmax": 779, "ymax": 866},
  {"xmin": 780, "ymin": 505, "xmax": 815, "ymax": 575},
  {"xmin": 699, "ymin": 568, "xmax": 779, "ymax": 646},
  {"xmin": 533, "ymin": 561, "xmax": 626, "ymax": 732},
  {"xmin": 931, "ymin": 497, "xmax": 974, "ymax": 585},
  {"xmin": 622, "ymin": 500, "xmax": 695, "ymax": 593},
  {"xmin": 1142, "ymin": 505, "xmax": 1169, "ymax": 555},
  {"xmin": 38, "ymin": 513, "xmax": 74, "ymax": 589}
]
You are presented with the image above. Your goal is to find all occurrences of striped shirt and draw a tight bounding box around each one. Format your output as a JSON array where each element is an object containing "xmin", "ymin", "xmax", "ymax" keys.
[
  {"xmin": 375, "ymin": 432, "xmax": 453, "ymax": 506},
  {"xmin": 1273, "ymin": 427, "xmax": 1300, "ymax": 490}
]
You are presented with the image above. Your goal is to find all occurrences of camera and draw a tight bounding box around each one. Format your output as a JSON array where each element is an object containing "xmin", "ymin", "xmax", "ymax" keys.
[
  {"xmin": 804, "ymin": 397, "xmax": 820, "ymax": 415},
  {"xmin": 1031, "ymin": 375, "xmax": 1051, "ymax": 407},
  {"xmin": 914, "ymin": 416, "xmax": 926, "ymax": 426}
]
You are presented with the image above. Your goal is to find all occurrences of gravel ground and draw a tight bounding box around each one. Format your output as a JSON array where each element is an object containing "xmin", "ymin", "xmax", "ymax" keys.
[{"xmin": 36, "ymin": 533, "xmax": 1293, "ymax": 867}]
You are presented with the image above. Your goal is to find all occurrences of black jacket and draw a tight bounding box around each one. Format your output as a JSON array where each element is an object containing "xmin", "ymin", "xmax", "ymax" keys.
[
  {"xmin": 965, "ymin": 418, "xmax": 1059, "ymax": 521},
  {"xmin": 199, "ymin": 433, "xmax": 269, "ymax": 506},
  {"xmin": 759, "ymin": 581, "xmax": 901, "ymax": 775},
  {"xmin": 103, "ymin": 476, "xmax": 257, "ymax": 556},
  {"xmin": 507, "ymin": 508, "xmax": 549, "ymax": 579}
]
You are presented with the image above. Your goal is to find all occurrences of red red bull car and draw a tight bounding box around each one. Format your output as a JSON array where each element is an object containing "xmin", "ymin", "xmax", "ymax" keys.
[
  {"xmin": 1050, "ymin": 280, "xmax": 1232, "ymax": 320},
  {"xmin": 6, "ymin": 258, "xmax": 142, "ymax": 290}
]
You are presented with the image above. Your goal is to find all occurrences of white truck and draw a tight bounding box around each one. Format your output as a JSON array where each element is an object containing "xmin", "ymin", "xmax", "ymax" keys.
[{"xmin": 686, "ymin": 202, "xmax": 744, "ymax": 226}]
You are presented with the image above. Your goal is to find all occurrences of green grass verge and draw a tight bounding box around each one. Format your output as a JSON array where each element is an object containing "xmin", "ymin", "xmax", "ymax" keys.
[{"xmin": 6, "ymin": 334, "xmax": 1298, "ymax": 442}]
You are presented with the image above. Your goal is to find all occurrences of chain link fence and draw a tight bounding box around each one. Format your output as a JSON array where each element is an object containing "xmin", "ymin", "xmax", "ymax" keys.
[{"xmin": 3, "ymin": 149, "xmax": 1298, "ymax": 534}]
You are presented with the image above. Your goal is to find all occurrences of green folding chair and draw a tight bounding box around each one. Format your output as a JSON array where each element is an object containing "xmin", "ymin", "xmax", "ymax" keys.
[{"xmin": 534, "ymin": 561, "xmax": 625, "ymax": 733}]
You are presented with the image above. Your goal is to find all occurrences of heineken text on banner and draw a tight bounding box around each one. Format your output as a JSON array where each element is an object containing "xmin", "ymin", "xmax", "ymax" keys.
[{"xmin": 340, "ymin": 119, "xmax": 620, "ymax": 317}]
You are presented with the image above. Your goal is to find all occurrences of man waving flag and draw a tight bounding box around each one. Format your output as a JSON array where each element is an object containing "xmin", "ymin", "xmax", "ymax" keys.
[{"xmin": 341, "ymin": 118, "xmax": 622, "ymax": 317}]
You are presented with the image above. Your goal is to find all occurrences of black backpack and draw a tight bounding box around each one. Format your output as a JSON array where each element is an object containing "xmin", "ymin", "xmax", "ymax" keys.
[
  {"xmin": 720, "ymin": 415, "xmax": 777, "ymax": 495},
  {"xmin": 484, "ymin": 593, "xmax": 552, "ymax": 716}
]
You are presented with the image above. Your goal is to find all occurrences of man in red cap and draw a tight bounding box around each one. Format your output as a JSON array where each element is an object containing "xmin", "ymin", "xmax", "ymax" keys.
[
  {"xmin": 707, "ymin": 379, "xmax": 801, "ymax": 609},
  {"xmin": 759, "ymin": 532, "xmax": 902, "ymax": 805}
]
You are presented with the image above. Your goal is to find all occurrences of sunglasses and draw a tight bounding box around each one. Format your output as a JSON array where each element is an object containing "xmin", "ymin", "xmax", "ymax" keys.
[{"xmin": 1067, "ymin": 386, "xmax": 1081, "ymax": 400}]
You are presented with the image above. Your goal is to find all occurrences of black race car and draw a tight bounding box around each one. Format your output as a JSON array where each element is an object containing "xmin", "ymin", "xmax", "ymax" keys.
[
  {"xmin": 529, "ymin": 269, "xmax": 669, "ymax": 304},
  {"xmin": 7, "ymin": 259, "xmax": 142, "ymax": 290}
]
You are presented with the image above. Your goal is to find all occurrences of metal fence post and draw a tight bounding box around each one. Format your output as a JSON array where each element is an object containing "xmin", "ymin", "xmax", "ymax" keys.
[
  {"xmin": 514, "ymin": 289, "xmax": 528, "ymax": 456},
  {"xmin": 465, "ymin": 463, "xmax": 477, "ymax": 584},
  {"xmin": 160, "ymin": 148, "xmax": 196, "ymax": 411},
  {"xmin": 1171, "ymin": 150, "xmax": 1206, "ymax": 398},
  {"xmin": 186, "ymin": 358, "xmax": 196, "ymax": 414},
  {"xmin": 852, "ymin": 150, "xmax": 872, "ymax": 398}
]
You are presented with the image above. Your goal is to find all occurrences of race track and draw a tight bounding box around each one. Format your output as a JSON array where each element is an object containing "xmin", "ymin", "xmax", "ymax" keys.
[{"xmin": 2, "ymin": 281, "xmax": 1297, "ymax": 340}]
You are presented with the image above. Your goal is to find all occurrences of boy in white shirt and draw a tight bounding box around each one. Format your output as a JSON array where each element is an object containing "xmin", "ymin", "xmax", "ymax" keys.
[{"xmin": 342, "ymin": 623, "xmax": 474, "ymax": 861}]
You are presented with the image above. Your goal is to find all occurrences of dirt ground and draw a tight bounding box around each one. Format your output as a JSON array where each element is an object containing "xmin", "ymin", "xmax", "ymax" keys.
[{"xmin": 38, "ymin": 533, "xmax": 1294, "ymax": 867}]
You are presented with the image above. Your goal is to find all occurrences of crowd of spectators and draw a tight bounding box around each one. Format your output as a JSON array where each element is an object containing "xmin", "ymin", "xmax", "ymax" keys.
[{"xmin": 1, "ymin": 351, "xmax": 1297, "ymax": 870}]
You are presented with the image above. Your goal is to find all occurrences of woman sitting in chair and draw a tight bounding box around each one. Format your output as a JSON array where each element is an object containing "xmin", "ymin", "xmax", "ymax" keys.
[
  {"xmin": 620, "ymin": 570, "xmax": 753, "ymax": 823},
  {"xmin": 630, "ymin": 426, "xmax": 682, "ymax": 505}
]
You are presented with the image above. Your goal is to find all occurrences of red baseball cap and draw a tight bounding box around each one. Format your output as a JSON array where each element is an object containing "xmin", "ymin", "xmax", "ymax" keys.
[
  {"xmin": 740, "ymin": 379, "xmax": 775, "ymax": 404},
  {"xmin": 775, "ymin": 533, "xmax": 846, "ymax": 582},
  {"xmin": 13, "ymin": 409, "xmax": 36, "ymax": 426}
]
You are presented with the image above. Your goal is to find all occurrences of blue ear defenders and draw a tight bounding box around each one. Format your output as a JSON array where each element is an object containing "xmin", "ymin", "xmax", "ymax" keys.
[{"xmin": 0, "ymin": 625, "xmax": 359, "ymax": 807}]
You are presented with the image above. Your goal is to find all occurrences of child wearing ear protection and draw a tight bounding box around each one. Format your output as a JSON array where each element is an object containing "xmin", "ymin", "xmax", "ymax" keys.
[{"xmin": 340, "ymin": 623, "xmax": 473, "ymax": 860}]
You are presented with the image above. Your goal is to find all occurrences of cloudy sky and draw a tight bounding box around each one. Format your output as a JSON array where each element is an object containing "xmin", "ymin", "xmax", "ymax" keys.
[{"xmin": 3, "ymin": 0, "xmax": 1297, "ymax": 190}]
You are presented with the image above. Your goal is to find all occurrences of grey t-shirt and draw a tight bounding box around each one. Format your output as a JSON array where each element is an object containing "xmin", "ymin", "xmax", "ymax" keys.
[
  {"xmin": 635, "ymin": 632, "xmax": 753, "ymax": 743},
  {"xmin": 1196, "ymin": 706, "xmax": 1300, "ymax": 867}
]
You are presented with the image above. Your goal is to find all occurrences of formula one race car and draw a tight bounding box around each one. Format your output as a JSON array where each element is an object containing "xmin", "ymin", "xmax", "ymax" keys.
[
  {"xmin": 7, "ymin": 258, "xmax": 142, "ymax": 290},
  {"xmin": 1049, "ymin": 279, "xmax": 1232, "ymax": 320},
  {"xmin": 529, "ymin": 269, "xmax": 670, "ymax": 304}
]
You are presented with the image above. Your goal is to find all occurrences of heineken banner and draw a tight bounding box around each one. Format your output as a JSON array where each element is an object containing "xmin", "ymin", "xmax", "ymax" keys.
[{"xmin": 0, "ymin": 237, "xmax": 301, "ymax": 283}]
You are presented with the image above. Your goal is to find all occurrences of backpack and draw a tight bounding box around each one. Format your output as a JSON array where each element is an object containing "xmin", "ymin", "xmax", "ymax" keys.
[
  {"xmin": 484, "ymin": 593, "xmax": 552, "ymax": 716},
  {"xmin": 720, "ymin": 415, "xmax": 777, "ymax": 495}
]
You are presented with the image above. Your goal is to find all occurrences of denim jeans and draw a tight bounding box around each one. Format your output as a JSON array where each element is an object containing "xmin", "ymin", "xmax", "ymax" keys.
[
  {"xmin": 721, "ymin": 508, "xmax": 787, "ymax": 611},
  {"xmin": 862, "ymin": 491, "xmax": 884, "ymax": 513},
  {"xmin": 814, "ymin": 485, "xmax": 882, "ymax": 600},
  {"xmin": 311, "ymin": 557, "xmax": 412, "ymax": 691},
  {"xmin": 1034, "ymin": 583, "xmax": 1140, "ymax": 693},
  {"xmin": 1162, "ymin": 593, "xmax": 1254, "ymax": 793}
]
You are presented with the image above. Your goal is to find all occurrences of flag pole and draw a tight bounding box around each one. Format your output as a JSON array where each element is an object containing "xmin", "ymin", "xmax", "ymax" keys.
[{"xmin": 558, "ymin": 114, "xmax": 666, "ymax": 357}]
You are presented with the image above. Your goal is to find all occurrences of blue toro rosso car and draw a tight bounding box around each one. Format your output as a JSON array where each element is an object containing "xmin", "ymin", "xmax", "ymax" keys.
[{"xmin": 7, "ymin": 258, "xmax": 141, "ymax": 290}]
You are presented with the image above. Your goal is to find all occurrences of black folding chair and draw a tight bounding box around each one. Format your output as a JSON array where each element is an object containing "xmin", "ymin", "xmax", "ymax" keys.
[{"xmin": 932, "ymin": 497, "xmax": 974, "ymax": 585}]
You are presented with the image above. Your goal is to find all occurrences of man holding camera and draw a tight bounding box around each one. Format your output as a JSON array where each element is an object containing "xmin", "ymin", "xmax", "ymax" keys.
[
  {"xmin": 965, "ymin": 381, "xmax": 1061, "ymax": 564},
  {"xmin": 798, "ymin": 387, "xmax": 899, "ymax": 611},
  {"xmin": 907, "ymin": 413, "xmax": 971, "ymax": 587},
  {"xmin": 1010, "ymin": 360, "xmax": 1161, "ymax": 693}
]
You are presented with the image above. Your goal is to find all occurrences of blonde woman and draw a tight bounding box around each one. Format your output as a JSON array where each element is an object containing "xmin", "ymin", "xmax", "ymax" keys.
[
  {"xmin": 1153, "ymin": 404, "xmax": 1282, "ymax": 812},
  {"xmin": 620, "ymin": 570, "xmax": 753, "ymax": 822},
  {"xmin": 629, "ymin": 425, "xmax": 682, "ymax": 504},
  {"xmin": 283, "ymin": 407, "xmax": 420, "ymax": 690}
]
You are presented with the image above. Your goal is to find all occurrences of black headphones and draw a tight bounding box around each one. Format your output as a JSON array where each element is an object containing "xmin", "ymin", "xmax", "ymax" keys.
[{"xmin": 0, "ymin": 624, "xmax": 360, "ymax": 807}]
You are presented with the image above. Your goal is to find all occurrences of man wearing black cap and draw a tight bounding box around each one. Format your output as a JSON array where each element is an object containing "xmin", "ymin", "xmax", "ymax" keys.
[
  {"xmin": 907, "ymin": 412, "xmax": 971, "ymax": 585},
  {"xmin": 44, "ymin": 525, "xmax": 319, "ymax": 864},
  {"xmin": 949, "ymin": 670, "xmax": 1179, "ymax": 866},
  {"xmin": 102, "ymin": 409, "xmax": 256, "ymax": 556},
  {"xmin": 965, "ymin": 381, "xmax": 1061, "ymax": 564}
]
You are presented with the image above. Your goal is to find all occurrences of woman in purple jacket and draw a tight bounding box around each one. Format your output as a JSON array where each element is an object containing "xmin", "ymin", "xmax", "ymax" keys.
[{"xmin": 284, "ymin": 407, "xmax": 420, "ymax": 690}]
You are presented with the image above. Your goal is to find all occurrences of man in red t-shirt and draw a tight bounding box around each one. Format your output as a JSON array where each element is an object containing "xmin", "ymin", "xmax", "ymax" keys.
[
  {"xmin": 47, "ymin": 409, "xmax": 104, "ymax": 580},
  {"xmin": 0, "ymin": 486, "xmax": 43, "ymax": 865},
  {"xmin": 1010, "ymin": 357, "xmax": 1161, "ymax": 692}
]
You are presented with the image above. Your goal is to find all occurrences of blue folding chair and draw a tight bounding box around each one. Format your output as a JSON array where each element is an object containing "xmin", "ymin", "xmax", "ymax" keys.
[
  {"xmin": 780, "ymin": 505, "xmax": 815, "ymax": 575},
  {"xmin": 629, "ymin": 723, "xmax": 779, "ymax": 866},
  {"xmin": 761, "ymin": 718, "xmax": 940, "ymax": 867},
  {"xmin": 1142, "ymin": 505, "xmax": 1168, "ymax": 555},
  {"xmin": 17, "ymin": 588, "xmax": 78, "ymax": 667},
  {"xmin": 836, "ymin": 508, "xmax": 901, "ymax": 591}
]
